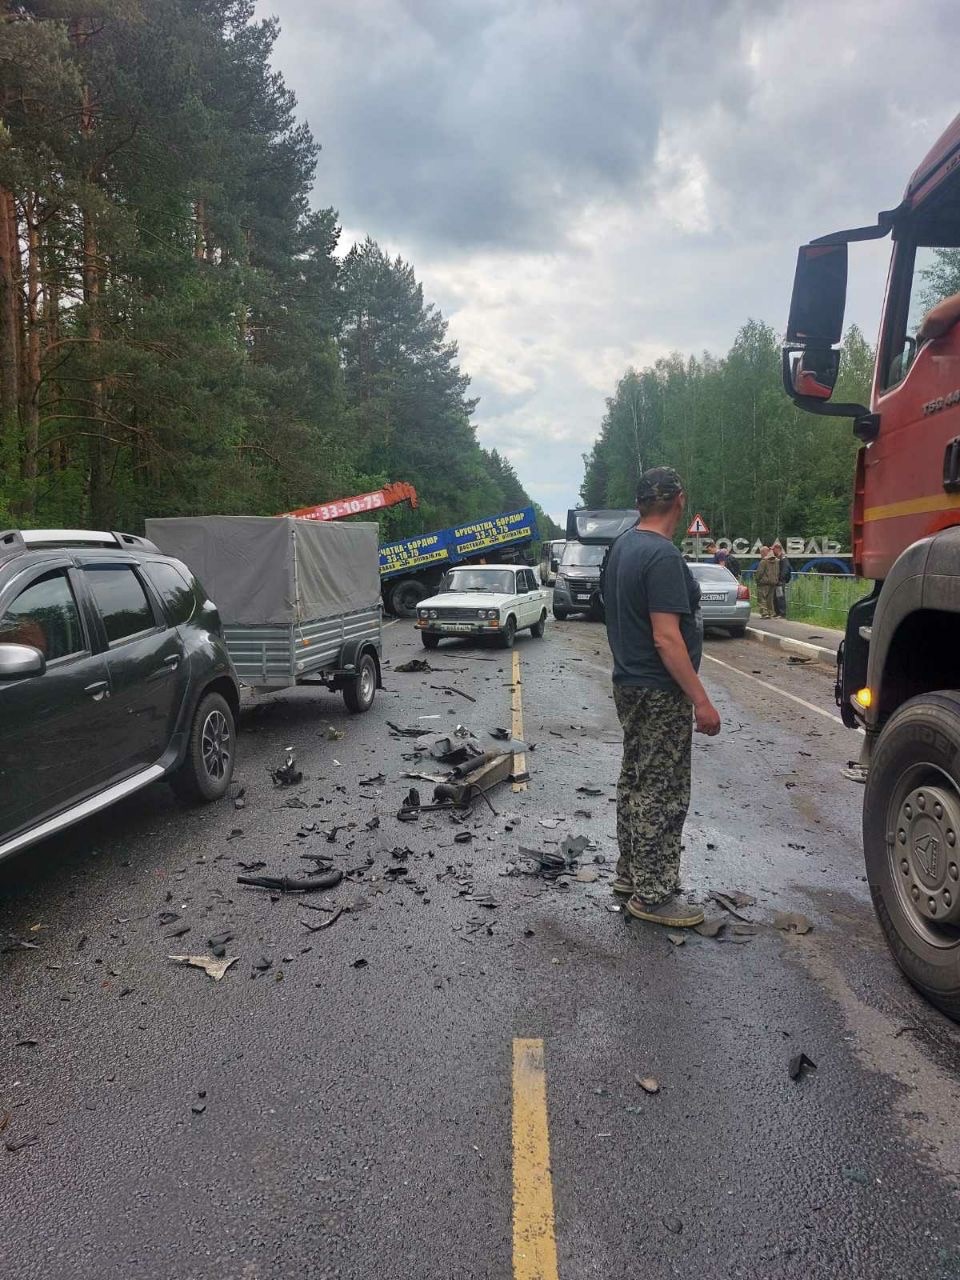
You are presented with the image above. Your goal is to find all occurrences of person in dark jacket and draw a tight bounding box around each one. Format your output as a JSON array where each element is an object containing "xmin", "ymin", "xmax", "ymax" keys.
[{"xmin": 773, "ymin": 543, "xmax": 792, "ymax": 617}]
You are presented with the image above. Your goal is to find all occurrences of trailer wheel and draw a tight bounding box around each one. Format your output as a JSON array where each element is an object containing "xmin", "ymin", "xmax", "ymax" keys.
[
  {"xmin": 421, "ymin": 632, "xmax": 440, "ymax": 650},
  {"xmin": 863, "ymin": 691, "xmax": 960, "ymax": 1019},
  {"xmin": 342, "ymin": 653, "xmax": 377, "ymax": 714},
  {"xmin": 390, "ymin": 580, "xmax": 429, "ymax": 618}
]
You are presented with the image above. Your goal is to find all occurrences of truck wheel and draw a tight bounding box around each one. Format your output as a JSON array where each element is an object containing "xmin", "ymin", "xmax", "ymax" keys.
[
  {"xmin": 553, "ymin": 606, "xmax": 569, "ymax": 621},
  {"xmin": 498, "ymin": 616, "xmax": 517, "ymax": 649},
  {"xmin": 863, "ymin": 691, "xmax": 960, "ymax": 1019},
  {"xmin": 728, "ymin": 625, "xmax": 747, "ymax": 638},
  {"xmin": 421, "ymin": 633, "xmax": 440, "ymax": 650},
  {"xmin": 390, "ymin": 580, "xmax": 429, "ymax": 618},
  {"xmin": 531, "ymin": 611, "xmax": 547, "ymax": 638},
  {"xmin": 170, "ymin": 691, "xmax": 235, "ymax": 803},
  {"xmin": 342, "ymin": 653, "xmax": 377, "ymax": 713}
]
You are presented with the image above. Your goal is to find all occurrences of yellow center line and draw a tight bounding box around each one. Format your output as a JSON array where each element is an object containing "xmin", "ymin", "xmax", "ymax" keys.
[
  {"xmin": 511, "ymin": 649, "xmax": 527, "ymax": 792},
  {"xmin": 512, "ymin": 1038, "xmax": 559, "ymax": 1280}
]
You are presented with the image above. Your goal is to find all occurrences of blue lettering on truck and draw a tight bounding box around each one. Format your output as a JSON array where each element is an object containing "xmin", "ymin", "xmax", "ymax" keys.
[{"xmin": 379, "ymin": 506, "xmax": 538, "ymax": 579}]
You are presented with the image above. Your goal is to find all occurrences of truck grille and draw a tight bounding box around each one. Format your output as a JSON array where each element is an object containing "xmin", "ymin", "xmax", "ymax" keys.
[{"xmin": 564, "ymin": 578, "xmax": 596, "ymax": 594}]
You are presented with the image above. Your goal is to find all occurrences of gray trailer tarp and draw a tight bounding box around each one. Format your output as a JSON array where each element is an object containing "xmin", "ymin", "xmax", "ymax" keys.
[{"xmin": 145, "ymin": 516, "xmax": 381, "ymax": 625}]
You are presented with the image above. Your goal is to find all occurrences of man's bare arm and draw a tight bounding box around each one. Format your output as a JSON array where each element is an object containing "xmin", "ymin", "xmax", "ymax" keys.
[{"xmin": 650, "ymin": 612, "xmax": 721, "ymax": 735}]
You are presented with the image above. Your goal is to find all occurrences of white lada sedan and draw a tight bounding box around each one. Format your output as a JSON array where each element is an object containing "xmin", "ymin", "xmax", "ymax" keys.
[{"xmin": 415, "ymin": 564, "xmax": 549, "ymax": 649}]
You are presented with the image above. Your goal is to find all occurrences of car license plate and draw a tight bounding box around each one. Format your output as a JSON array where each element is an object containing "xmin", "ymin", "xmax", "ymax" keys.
[
  {"xmin": 702, "ymin": 593, "xmax": 726, "ymax": 603},
  {"xmin": 440, "ymin": 622, "xmax": 474, "ymax": 631},
  {"xmin": 576, "ymin": 593, "xmax": 591, "ymax": 602}
]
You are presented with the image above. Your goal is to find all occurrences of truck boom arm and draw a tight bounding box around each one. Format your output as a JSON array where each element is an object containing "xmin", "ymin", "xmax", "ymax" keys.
[{"xmin": 283, "ymin": 481, "xmax": 419, "ymax": 523}]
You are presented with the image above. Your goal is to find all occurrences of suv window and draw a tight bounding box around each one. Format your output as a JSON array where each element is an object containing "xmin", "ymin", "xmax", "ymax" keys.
[
  {"xmin": 143, "ymin": 562, "xmax": 195, "ymax": 626},
  {"xmin": 84, "ymin": 566, "xmax": 156, "ymax": 643},
  {"xmin": 0, "ymin": 570, "xmax": 85, "ymax": 660}
]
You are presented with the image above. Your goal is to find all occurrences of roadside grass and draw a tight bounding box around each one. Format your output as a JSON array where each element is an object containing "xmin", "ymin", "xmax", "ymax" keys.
[{"xmin": 747, "ymin": 573, "xmax": 868, "ymax": 632}]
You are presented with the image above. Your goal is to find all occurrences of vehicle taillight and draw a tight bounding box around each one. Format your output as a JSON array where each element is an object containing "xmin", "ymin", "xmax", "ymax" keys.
[{"xmin": 736, "ymin": 585, "xmax": 750, "ymax": 601}]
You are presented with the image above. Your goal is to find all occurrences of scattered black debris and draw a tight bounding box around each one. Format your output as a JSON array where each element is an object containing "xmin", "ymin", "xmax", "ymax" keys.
[
  {"xmin": 430, "ymin": 684, "xmax": 476, "ymax": 702},
  {"xmin": 396, "ymin": 659, "xmax": 433, "ymax": 673},
  {"xmin": 208, "ymin": 932, "xmax": 235, "ymax": 959},
  {"xmin": 237, "ymin": 860, "xmax": 267, "ymax": 872},
  {"xmin": 227, "ymin": 828, "xmax": 244, "ymax": 841},
  {"xmin": 234, "ymin": 786, "xmax": 246, "ymax": 811},
  {"xmin": 365, "ymin": 816, "xmax": 381, "ymax": 831},
  {"xmin": 158, "ymin": 911, "xmax": 179, "ymax": 926},
  {"xmin": 774, "ymin": 911, "xmax": 813, "ymax": 935},
  {"xmin": 387, "ymin": 721, "xmax": 433, "ymax": 738},
  {"xmin": 491, "ymin": 727, "xmax": 511, "ymax": 741},
  {"xmin": 322, "ymin": 826, "xmax": 343, "ymax": 843},
  {"xmin": 282, "ymin": 796, "xmax": 308, "ymax": 809},
  {"xmin": 301, "ymin": 906, "xmax": 345, "ymax": 933},
  {"xmin": 4, "ymin": 1133, "xmax": 39, "ymax": 1152},
  {"xmin": 237, "ymin": 870, "xmax": 343, "ymax": 893},
  {"xmin": 165, "ymin": 925, "xmax": 191, "ymax": 939},
  {"xmin": 191, "ymin": 1102, "xmax": 207, "ymax": 1115},
  {"xmin": 14, "ymin": 1038, "xmax": 39, "ymax": 1048},
  {"xmin": 271, "ymin": 748, "xmax": 303, "ymax": 787},
  {"xmin": 351, "ymin": 957, "xmax": 368, "ymax": 969},
  {"xmin": 430, "ymin": 738, "xmax": 485, "ymax": 768},
  {"xmin": 576, "ymin": 786, "xmax": 602, "ymax": 797},
  {"xmin": 787, "ymin": 655, "xmax": 811, "ymax": 665},
  {"xmin": 359, "ymin": 774, "xmax": 386, "ymax": 786},
  {"xmin": 253, "ymin": 956, "xmax": 273, "ymax": 972},
  {"xmin": 789, "ymin": 1052, "xmax": 817, "ymax": 1081},
  {"xmin": 454, "ymin": 831, "xmax": 474, "ymax": 845}
]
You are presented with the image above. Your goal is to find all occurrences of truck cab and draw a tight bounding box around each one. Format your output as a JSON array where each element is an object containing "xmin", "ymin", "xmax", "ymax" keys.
[
  {"xmin": 784, "ymin": 113, "xmax": 960, "ymax": 1017},
  {"xmin": 552, "ymin": 509, "xmax": 638, "ymax": 621}
]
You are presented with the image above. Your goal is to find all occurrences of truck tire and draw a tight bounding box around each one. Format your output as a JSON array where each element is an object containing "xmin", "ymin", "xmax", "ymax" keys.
[
  {"xmin": 531, "ymin": 611, "xmax": 547, "ymax": 638},
  {"xmin": 553, "ymin": 606, "xmax": 569, "ymax": 621},
  {"xmin": 421, "ymin": 633, "xmax": 440, "ymax": 650},
  {"xmin": 498, "ymin": 616, "xmax": 517, "ymax": 649},
  {"xmin": 342, "ymin": 653, "xmax": 377, "ymax": 714},
  {"xmin": 863, "ymin": 691, "xmax": 960, "ymax": 1019},
  {"xmin": 390, "ymin": 580, "xmax": 429, "ymax": 618},
  {"xmin": 170, "ymin": 691, "xmax": 235, "ymax": 804}
]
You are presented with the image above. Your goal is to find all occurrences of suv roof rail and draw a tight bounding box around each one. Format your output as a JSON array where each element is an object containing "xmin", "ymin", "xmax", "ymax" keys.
[{"xmin": 0, "ymin": 528, "xmax": 159, "ymax": 558}]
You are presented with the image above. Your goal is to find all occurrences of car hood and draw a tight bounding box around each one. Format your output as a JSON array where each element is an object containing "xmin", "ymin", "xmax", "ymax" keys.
[{"xmin": 418, "ymin": 592, "xmax": 508, "ymax": 610}]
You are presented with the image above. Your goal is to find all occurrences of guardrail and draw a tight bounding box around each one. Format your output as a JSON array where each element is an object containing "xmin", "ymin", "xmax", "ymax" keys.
[{"xmin": 742, "ymin": 571, "xmax": 867, "ymax": 630}]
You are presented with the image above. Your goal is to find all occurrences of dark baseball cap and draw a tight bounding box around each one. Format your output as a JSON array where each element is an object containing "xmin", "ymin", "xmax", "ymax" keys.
[{"xmin": 636, "ymin": 466, "xmax": 684, "ymax": 503}]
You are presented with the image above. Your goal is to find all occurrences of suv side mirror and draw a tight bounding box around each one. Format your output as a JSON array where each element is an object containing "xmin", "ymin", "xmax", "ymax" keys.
[
  {"xmin": 787, "ymin": 242, "xmax": 847, "ymax": 345},
  {"xmin": 0, "ymin": 642, "xmax": 46, "ymax": 679},
  {"xmin": 791, "ymin": 347, "xmax": 841, "ymax": 401}
]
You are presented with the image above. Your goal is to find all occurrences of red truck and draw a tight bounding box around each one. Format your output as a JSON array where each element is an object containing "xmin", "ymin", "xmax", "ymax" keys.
[{"xmin": 784, "ymin": 112, "xmax": 960, "ymax": 1016}]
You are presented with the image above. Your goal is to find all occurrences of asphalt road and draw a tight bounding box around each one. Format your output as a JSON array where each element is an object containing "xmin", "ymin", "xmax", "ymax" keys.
[{"xmin": 2, "ymin": 616, "xmax": 960, "ymax": 1280}]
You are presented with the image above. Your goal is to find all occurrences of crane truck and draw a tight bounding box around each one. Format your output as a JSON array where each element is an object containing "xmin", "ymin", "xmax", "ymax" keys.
[{"xmin": 784, "ymin": 111, "xmax": 960, "ymax": 1017}]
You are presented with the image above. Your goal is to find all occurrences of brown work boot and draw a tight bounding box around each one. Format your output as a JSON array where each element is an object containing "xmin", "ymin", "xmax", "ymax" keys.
[{"xmin": 626, "ymin": 894, "xmax": 704, "ymax": 928}]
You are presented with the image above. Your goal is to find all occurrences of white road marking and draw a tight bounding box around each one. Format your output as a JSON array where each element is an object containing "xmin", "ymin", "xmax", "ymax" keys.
[{"xmin": 703, "ymin": 652, "xmax": 848, "ymax": 727}]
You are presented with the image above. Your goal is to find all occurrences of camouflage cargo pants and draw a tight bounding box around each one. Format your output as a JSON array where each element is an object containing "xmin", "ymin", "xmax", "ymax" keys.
[{"xmin": 612, "ymin": 684, "xmax": 693, "ymax": 904}]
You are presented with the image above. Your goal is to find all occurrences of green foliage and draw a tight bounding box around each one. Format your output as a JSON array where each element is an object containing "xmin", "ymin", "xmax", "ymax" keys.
[
  {"xmin": 0, "ymin": 2, "xmax": 542, "ymax": 540},
  {"xmin": 582, "ymin": 322, "xmax": 870, "ymax": 546}
]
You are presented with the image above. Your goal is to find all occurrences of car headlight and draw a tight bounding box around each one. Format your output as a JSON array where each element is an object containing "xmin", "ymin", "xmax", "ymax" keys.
[
  {"xmin": 429, "ymin": 609, "xmax": 438, "ymax": 619},
  {"xmin": 418, "ymin": 609, "xmax": 429, "ymax": 619}
]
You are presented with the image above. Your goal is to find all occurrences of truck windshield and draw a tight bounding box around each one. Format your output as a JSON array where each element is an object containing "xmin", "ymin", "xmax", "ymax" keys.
[
  {"xmin": 442, "ymin": 568, "xmax": 516, "ymax": 594},
  {"xmin": 561, "ymin": 544, "xmax": 606, "ymax": 568}
]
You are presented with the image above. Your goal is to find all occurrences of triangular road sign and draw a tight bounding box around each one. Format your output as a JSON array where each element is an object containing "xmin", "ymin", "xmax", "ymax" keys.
[{"xmin": 687, "ymin": 513, "xmax": 710, "ymax": 536}]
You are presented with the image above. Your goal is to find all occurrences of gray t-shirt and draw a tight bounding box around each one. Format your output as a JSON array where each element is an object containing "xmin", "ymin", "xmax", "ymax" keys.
[{"xmin": 604, "ymin": 529, "xmax": 702, "ymax": 687}]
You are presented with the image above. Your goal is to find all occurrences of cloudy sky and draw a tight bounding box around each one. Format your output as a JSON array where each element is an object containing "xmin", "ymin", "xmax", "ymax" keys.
[{"xmin": 256, "ymin": 0, "xmax": 958, "ymax": 521}]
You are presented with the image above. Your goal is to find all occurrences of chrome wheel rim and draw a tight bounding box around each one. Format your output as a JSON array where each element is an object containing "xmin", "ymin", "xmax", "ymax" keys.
[
  {"xmin": 201, "ymin": 709, "xmax": 231, "ymax": 781},
  {"xmin": 887, "ymin": 762, "xmax": 960, "ymax": 944},
  {"xmin": 359, "ymin": 663, "xmax": 375, "ymax": 705}
]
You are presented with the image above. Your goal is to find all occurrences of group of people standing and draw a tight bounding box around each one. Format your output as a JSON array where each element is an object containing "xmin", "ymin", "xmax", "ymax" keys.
[
  {"xmin": 701, "ymin": 540, "xmax": 792, "ymax": 619},
  {"xmin": 752, "ymin": 543, "xmax": 792, "ymax": 619}
]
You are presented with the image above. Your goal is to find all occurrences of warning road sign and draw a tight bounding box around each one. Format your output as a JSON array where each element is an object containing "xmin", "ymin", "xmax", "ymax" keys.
[{"xmin": 687, "ymin": 513, "xmax": 710, "ymax": 536}]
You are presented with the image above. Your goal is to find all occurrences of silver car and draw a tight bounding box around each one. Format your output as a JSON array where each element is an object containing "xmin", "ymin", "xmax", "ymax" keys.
[{"xmin": 689, "ymin": 562, "xmax": 750, "ymax": 637}]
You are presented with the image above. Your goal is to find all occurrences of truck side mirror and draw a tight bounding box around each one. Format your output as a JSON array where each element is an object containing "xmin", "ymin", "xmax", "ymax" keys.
[
  {"xmin": 791, "ymin": 347, "xmax": 841, "ymax": 401},
  {"xmin": 787, "ymin": 242, "xmax": 848, "ymax": 345}
]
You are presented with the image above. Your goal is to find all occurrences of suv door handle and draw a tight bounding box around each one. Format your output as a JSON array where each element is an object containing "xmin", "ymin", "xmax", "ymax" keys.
[
  {"xmin": 85, "ymin": 680, "xmax": 109, "ymax": 701},
  {"xmin": 163, "ymin": 654, "xmax": 181, "ymax": 670},
  {"xmin": 944, "ymin": 436, "xmax": 960, "ymax": 493}
]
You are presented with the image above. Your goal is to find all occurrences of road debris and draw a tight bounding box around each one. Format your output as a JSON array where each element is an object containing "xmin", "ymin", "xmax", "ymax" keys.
[
  {"xmin": 666, "ymin": 932, "xmax": 686, "ymax": 946},
  {"xmin": 326, "ymin": 726, "xmax": 345, "ymax": 741},
  {"xmin": 359, "ymin": 774, "xmax": 385, "ymax": 786},
  {"xmin": 788, "ymin": 1052, "xmax": 818, "ymax": 1081},
  {"xmin": 271, "ymin": 748, "xmax": 303, "ymax": 786},
  {"xmin": 387, "ymin": 721, "xmax": 433, "ymax": 737},
  {"xmin": 351, "ymin": 957, "xmax": 368, "ymax": 969},
  {"xmin": 709, "ymin": 890, "xmax": 756, "ymax": 920},
  {"xmin": 395, "ymin": 659, "xmax": 433, "ymax": 673},
  {"xmin": 4, "ymin": 1133, "xmax": 39, "ymax": 1153},
  {"xmin": 637, "ymin": 1076, "xmax": 660, "ymax": 1094},
  {"xmin": 774, "ymin": 911, "xmax": 813, "ymax": 935},
  {"xmin": 168, "ymin": 955, "xmax": 238, "ymax": 982},
  {"xmin": 237, "ymin": 869, "xmax": 343, "ymax": 893},
  {"xmin": 430, "ymin": 684, "xmax": 477, "ymax": 702},
  {"xmin": 301, "ymin": 906, "xmax": 345, "ymax": 933},
  {"xmin": 694, "ymin": 918, "xmax": 726, "ymax": 939}
]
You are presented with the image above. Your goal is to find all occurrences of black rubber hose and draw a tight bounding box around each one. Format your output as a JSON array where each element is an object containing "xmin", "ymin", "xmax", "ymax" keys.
[{"xmin": 237, "ymin": 870, "xmax": 343, "ymax": 892}]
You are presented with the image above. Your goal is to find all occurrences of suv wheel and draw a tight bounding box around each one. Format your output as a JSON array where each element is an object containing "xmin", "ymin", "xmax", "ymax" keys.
[{"xmin": 170, "ymin": 691, "xmax": 235, "ymax": 803}]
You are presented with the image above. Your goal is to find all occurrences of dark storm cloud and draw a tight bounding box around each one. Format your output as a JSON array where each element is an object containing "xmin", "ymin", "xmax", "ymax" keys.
[{"xmin": 266, "ymin": 0, "xmax": 779, "ymax": 249}]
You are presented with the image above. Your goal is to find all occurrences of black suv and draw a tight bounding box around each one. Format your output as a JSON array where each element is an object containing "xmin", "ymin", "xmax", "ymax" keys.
[{"xmin": 0, "ymin": 528, "xmax": 241, "ymax": 862}]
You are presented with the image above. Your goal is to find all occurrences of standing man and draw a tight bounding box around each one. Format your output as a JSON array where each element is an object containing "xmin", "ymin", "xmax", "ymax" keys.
[
  {"xmin": 603, "ymin": 466, "xmax": 722, "ymax": 928},
  {"xmin": 773, "ymin": 542, "xmax": 793, "ymax": 617},
  {"xmin": 754, "ymin": 546, "xmax": 778, "ymax": 619}
]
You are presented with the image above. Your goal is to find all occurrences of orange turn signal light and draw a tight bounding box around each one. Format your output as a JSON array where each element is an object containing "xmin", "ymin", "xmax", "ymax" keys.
[{"xmin": 855, "ymin": 687, "xmax": 872, "ymax": 709}]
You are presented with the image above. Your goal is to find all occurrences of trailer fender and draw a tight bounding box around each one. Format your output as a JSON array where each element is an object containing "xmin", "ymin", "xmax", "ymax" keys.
[{"xmin": 335, "ymin": 638, "xmax": 383, "ymax": 688}]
